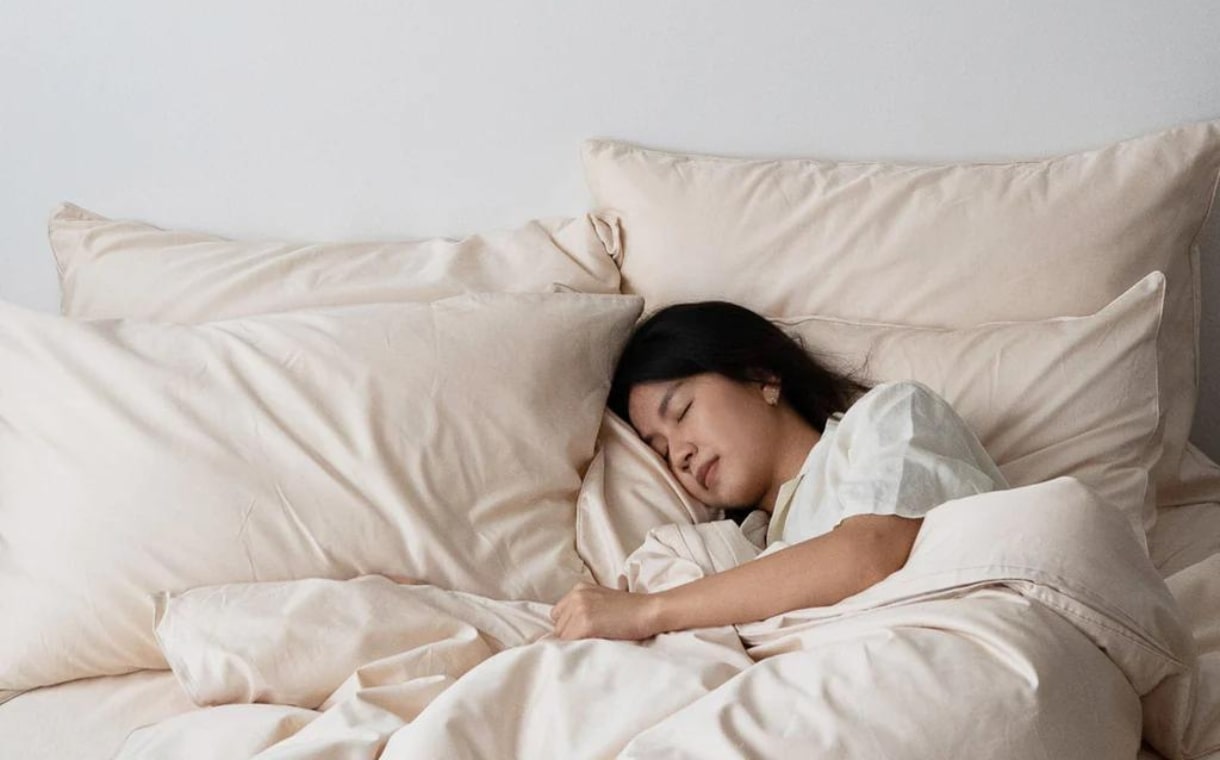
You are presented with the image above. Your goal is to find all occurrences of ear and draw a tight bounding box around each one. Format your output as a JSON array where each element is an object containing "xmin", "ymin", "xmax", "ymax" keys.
[
  {"xmin": 761, "ymin": 379, "xmax": 781, "ymax": 406},
  {"xmin": 747, "ymin": 369, "xmax": 781, "ymax": 404}
]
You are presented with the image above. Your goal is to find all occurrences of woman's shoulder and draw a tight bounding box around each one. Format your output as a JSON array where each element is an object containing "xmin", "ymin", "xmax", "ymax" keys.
[
  {"xmin": 832, "ymin": 380, "xmax": 974, "ymax": 447},
  {"xmin": 843, "ymin": 379, "xmax": 952, "ymax": 422}
]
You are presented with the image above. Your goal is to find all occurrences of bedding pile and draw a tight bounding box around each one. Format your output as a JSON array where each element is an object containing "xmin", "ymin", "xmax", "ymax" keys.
[
  {"xmin": 112, "ymin": 477, "xmax": 1202, "ymax": 759},
  {"xmin": 3, "ymin": 118, "xmax": 1220, "ymax": 758}
]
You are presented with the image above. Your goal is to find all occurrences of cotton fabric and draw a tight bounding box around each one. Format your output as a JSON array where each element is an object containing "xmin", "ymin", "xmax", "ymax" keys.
[
  {"xmin": 766, "ymin": 381, "xmax": 1008, "ymax": 546},
  {"xmin": 49, "ymin": 202, "xmax": 624, "ymax": 321},
  {"xmin": 0, "ymin": 292, "xmax": 642, "ymax": 693},
  {"xmin": 114, "ymin": 478, "xmax": 1203, "ymax": 760},
  {"xmin": 781, "ymin": 273, "xmax": 1164, "ymax": 539}
]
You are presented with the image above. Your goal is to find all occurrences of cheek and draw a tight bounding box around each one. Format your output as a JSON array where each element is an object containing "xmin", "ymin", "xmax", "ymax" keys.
[
  {"xmin": 710, "ymin": 424, "xmax": 776, "ymax": 502},
  {"xmin": 720, "ymin": 447, "xmax": 764, "ymax": 493}
]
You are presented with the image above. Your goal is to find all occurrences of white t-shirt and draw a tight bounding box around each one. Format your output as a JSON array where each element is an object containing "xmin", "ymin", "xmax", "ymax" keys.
[{"xmin": 764, "ymin": 380, "xmax": 1009, "ymax": 547}]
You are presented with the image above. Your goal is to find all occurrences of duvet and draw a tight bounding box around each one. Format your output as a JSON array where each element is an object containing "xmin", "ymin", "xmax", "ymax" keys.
[{"xmin": 114, "ymin": 477, "xmax": 1214, "ymax": 759}]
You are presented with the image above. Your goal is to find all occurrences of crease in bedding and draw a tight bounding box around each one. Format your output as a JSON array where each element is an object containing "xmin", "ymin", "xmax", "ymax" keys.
[{"xmin": 108, "ymin": 476, "xmax": 1215, "ymax": 760}]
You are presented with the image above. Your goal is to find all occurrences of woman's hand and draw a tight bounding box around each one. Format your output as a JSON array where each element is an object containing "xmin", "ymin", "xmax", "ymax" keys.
[{"xmin": 551, "ymin": 582, "xmax": 663, "ymax": 641}]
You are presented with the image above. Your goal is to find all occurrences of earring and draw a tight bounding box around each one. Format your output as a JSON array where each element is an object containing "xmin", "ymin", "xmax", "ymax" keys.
[{"xmin": 764, "ymin": 386, "xmax": 779, "ymax": 406}]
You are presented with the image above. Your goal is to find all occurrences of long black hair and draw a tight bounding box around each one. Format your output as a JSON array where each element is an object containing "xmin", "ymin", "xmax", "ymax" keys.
[{"xmin": 607, "ymin": 301, "xmax": 871, "ymax": 523}]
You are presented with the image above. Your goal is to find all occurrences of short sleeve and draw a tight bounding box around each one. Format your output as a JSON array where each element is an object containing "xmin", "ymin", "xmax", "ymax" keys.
[{"xmin": 830, "ymin": 381, "xmax": 1008, "ymax": 526}]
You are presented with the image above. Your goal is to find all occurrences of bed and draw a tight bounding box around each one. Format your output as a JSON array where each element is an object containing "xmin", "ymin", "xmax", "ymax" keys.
[{"xmin": 1, "ymin": 119, "xmax": 1219, "ymax": 759}]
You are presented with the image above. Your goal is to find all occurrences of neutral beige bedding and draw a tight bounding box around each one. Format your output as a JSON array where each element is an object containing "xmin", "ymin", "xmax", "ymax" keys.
[
  {"xmin": 8, "ymin": 479, "xmax": 1204, "ymax": 760},
  {"xmin": 0, "ymin": 670, "xmax": 196, "ymax": 758},
  {"xmin": 582, "ymin": 121, "xmax": 1220, "ymax": 525},
  {"xmin": 8, "ymin": 119, "xmax": 1219, "ymax": 755},
  {"xmin": 1, "ymin": 503, "xmax": 1216, "ymax": 759},
  {"xmin": 0, "ymin": 292, "xmax": 641, "ymax": 696},
  {"xmin": 1150, "ymin": 500, "xmax": 1220, "ymax": 578},
  {"xmin": 49, "ymin": 203, "xmax": 625, "ymax": 321}
]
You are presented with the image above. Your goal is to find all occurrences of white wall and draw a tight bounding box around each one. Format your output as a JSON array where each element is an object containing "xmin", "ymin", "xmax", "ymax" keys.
[{"xmin": 2, "ymin": 1, "xmax": 1218, "ymax": 457}]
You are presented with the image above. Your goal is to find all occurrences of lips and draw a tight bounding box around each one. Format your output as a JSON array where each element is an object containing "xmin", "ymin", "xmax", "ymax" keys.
[{"xmin": 696, "ymin": 456, "xmax": 718, "ymax": 490}]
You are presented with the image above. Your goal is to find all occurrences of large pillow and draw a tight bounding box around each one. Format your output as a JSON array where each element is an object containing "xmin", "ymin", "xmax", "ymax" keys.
[
  {"xmin": 0, "ymin": 292, "xmax": 643, "ymax": 694},
  {"xmin": 783, "ymin": 272, "xmax": 1164, "ymax": 540},
  {"xmin": 582, "ymin": 121, "xmax": 1220, "ymax": 516},
  {"xmin": 49, "ymin": 202, "xmax": 623, "ymax": 321},
  {"xmin": 575, "ymin": 274, "xmax": 1164, "ymax": 579}
]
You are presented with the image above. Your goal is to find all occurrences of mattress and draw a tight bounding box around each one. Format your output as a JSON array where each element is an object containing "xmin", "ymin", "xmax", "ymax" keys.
[{"xmin": 3, "ymin": 500, "xmax": 1218, "ymax": 760}]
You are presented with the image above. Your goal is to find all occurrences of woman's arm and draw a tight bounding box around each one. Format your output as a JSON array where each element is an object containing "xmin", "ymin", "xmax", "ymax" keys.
[
  {"xmin": 652, "ymin": 514, "xmax": 921, "ymax": 633},
  {"xmin": 551, "ymin": 514, "xmax": 922, "ymax": 640}
]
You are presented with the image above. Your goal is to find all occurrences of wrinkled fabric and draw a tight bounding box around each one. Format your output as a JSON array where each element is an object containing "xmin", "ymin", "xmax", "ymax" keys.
[
  {"xmin": 767, "ymin": 380, "xmax": 1008, "ymax": 545},
  {"xmin": 50, "ymin": 202, "xmax": 624, "ymax": 321},
  {"xmin": 778, "ymin": 271, "xmax": 1165, "ymax": 540},
  {"xmin": 119, "ymin": 477, "xmax": 1209, "ymax": 760},
  {"xmin": 0, "ymin": 293, "xmax": 642, "ymax": 693}
]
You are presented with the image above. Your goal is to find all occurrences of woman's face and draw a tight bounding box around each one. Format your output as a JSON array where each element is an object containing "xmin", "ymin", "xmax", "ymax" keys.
[{"xmin": 627, "ymin": 373, "xmax": 785, "ymax": 510}]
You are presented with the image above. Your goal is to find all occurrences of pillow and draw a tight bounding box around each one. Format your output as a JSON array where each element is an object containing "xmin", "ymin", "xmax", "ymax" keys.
[
  {"xmin": 582, "ymin": 121, "xmax": 1220, "ymax": 520},
  {"xmin": 574, "ymin": 273, "xmax": 1163, "ymax": 577},
  {"xmin": 49, "ymin": 203, "xmax": 624, "ymax": 321},
  {"xmin": 782, "ymin": 272, "xmax": 1165, "ymax": 540},
  {"xmin": 576, "ymin": 410, "xmax": 717, "ymax": 588},
  {"xmin": 0, "ymin": 291, "xmax": 643, "ymax": 693}
]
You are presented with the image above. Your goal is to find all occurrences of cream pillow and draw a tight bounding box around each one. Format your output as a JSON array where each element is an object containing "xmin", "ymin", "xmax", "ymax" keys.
[
  {"xmin": 49, "ymin": 202, "xmax": 623, "ymax": 321},
  {"xmin": 576, "ymin": 410, "xmax": 717, "ymax": 588},
  {"xmin": 582, "ymin": 121, "xmax": 1220, "ymax": 519},
  {"xmin": 782, "ymin": 272, "xmax": 1165, "ymax": 539},
  {"xmin": 0, "ymin": 292, "xmax": 643, "ymax": 693}
]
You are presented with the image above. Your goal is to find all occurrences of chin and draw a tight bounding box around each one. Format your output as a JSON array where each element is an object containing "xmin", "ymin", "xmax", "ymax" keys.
[{"xmin": 706, "ymin": 488, "xmax": 754, "ymax": 512}]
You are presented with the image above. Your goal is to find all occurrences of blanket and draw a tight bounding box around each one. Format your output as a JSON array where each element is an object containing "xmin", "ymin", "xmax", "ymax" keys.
[{"xmin": 114, "ymin": 477, "xmax": 1214, "ymax": 759}]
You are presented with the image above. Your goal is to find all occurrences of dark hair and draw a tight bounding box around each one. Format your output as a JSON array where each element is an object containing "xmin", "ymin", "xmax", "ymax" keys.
[{"xmin": 607, "ymin": 301, "xmax": 871, "ymax": 525}]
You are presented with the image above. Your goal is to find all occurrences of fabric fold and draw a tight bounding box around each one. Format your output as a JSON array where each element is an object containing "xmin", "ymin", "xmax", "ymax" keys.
[{"xmin": 127, "ymin": 477, "xmax": 1204, "ymax": 759}]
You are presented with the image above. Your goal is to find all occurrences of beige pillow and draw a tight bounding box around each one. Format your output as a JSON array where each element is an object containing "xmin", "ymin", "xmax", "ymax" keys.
[
  {"xmin": 582, "ymin": 121, "xmax": 1220, "ymax": 518},
  {"xmin": 576, "ymin": 410, "xmax": 717, "ymax": 587},
  {"xmin": 0, "ymin": 292, "xmax": 642, "ymax": 693},
  {"xmin": 783, "ymin": 272, "xmax": 1164, "ymax": 539},
  {"xmin": 49, "ymin": 202, "xmax": 623, "ymax": 321}
]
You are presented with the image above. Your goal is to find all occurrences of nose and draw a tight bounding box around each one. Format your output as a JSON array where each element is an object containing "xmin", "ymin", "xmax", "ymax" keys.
[{"xmin": 669, "ymin": 440, "xmax": 696, "ymax": 478}]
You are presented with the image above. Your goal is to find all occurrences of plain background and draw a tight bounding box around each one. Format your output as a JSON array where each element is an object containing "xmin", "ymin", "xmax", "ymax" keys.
[{"xmin": 1, "ymin": 1, "xmax": 1218, "ymax": 459}]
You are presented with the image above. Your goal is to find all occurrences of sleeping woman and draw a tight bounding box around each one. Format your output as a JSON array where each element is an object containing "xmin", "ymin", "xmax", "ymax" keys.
[{"xmin": 550, "ymin": 301, "xmax": 1009, "ymax": 641}]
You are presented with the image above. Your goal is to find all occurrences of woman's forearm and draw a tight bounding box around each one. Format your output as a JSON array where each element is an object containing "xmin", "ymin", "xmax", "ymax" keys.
[{"xmin": 647, "ymin": 516, "xmax": 921, "ymax": 634}]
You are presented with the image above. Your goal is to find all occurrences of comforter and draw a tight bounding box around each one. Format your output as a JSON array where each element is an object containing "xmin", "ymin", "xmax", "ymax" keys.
[{"xmin": 114, "ymin": 477, "xmax": 1215, "ymax": 759}]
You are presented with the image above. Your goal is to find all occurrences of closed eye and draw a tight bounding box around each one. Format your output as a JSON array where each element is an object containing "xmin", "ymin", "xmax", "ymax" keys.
[{"xmin": 678, "ymin": 402, "xmax": 691, "ymax": 421}]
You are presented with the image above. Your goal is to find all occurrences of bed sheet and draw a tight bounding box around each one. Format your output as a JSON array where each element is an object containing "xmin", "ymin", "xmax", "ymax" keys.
[
  {"xmin": 2, "ymin": 501, "xmax": 1218, "ymax": 760},
  {"xmin": 0, "ymin": 669, "xmax": 197, "ymax": 759}
]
